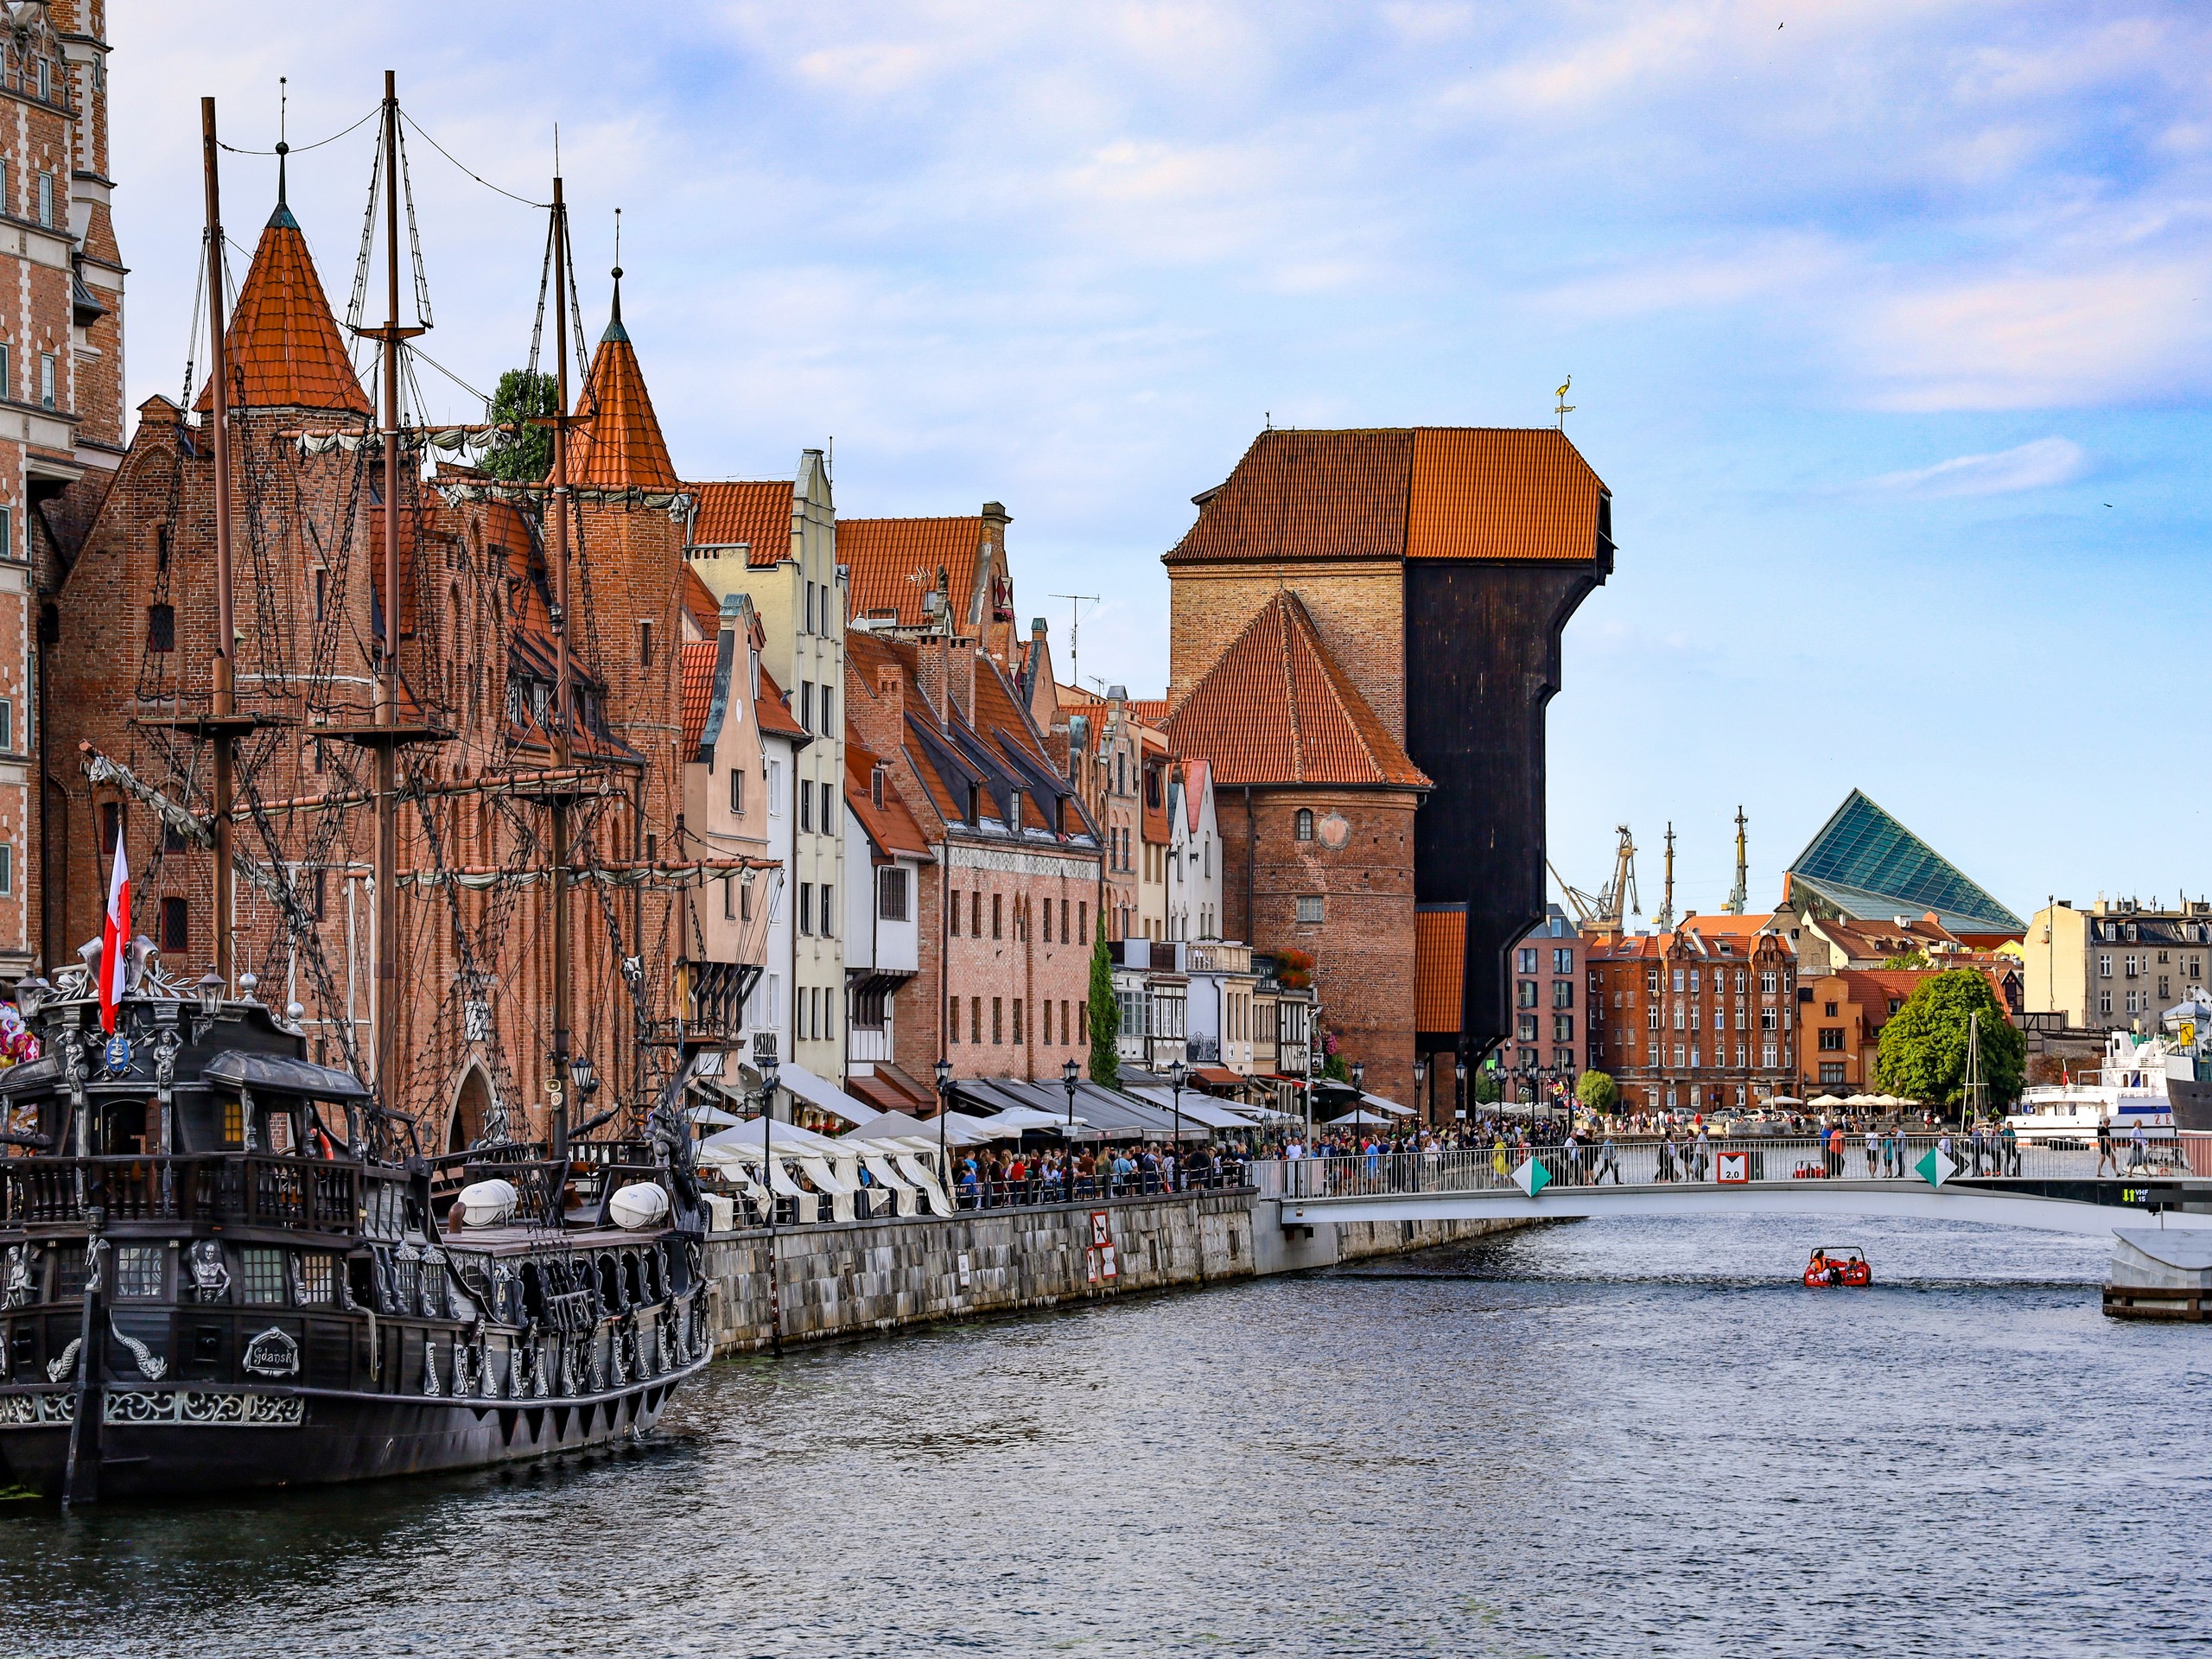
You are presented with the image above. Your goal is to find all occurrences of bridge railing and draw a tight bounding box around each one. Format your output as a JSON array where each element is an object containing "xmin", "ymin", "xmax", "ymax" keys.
[{"xmin": 1256, "ymin": 1135, "xmax": 2185, "ymax": 1200}]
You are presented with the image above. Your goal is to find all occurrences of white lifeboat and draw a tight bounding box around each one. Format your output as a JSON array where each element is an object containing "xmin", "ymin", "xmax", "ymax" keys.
[
  {"xmin": 455, "ymin": 1178, "xmax": 518, "ymax": 1228},
  {"xmin": 609, "ymin": 1181, "xmax": 671, "ymax": 1230}
]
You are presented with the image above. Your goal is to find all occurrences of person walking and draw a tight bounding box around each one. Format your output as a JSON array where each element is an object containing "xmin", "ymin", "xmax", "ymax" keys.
[
  {"xmin": 2096, "ymin": 1113, "xmax": 2117, "ymax": 1177},
  {"xmin": 1864, "ymin": 1128, "xmax": 1879, "ymax": 1179},
  {"xmin": 1560, "ymin": 1129, "xmax": 1582, "ymax": 1185},
  {"xmin": 1882, "ymin": 1126, "xmax": 1900, "ymax": 1179},
  {"xmin": 1692, "ymin": 1127, "xmax": 1712, "ymax": 1182},
  {"xmin": 1593, "ymin": 1134, "xmax": 1622, "ymax": 1185},
  {"xmin": 1999, "ymin": 1119, "xmax": 2021, "ymax": 1177},
  {"xmin": 2128, "ymin": 1119, "xmax": 2150, "ymax": 1173}
]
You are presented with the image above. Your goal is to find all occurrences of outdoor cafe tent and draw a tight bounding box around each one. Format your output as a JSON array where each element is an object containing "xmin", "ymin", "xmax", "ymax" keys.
[
  {"xmin": 1122, "ymin": 1085, "xmax": 1252, "ymax": 1135},
  {"xmin": 1323, "ymin": 1109, "xmax": 1395, "ymax": 1127},
  {"xmin": 1807, "ymin": 1094, "xmax": 1845, "ymax": 1109}
]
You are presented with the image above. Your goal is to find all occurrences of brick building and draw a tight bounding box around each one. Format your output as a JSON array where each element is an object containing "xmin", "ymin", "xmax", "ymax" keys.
[
  {"xmin": 46, "ymin": 174, "xmax": 726, "ymax": 1147},
  {"xmin": 1161, "ymin": 426, "xmax": 1611, "ymax": 1092},
  {"xmin": 1798, "ymin": 969, "xmax": 1927, "ymax": 1095},
  {"xmin": 1587, "ymin": 916, "xmax": 1798, "ymax": 1115},
  {"xmin": 6, "ymin": 2, "xmax": 126, "ymax": 982},
  {"xmin": 1160, "ymin": 589, "xmax": 1428, "ymax": 1105},
  {"xmin": 842, "ymin": 628, "xmax": 1100, "ymax": 1090},
  {"xmin": 1494, "ymin": 905, "xmax": 1586, "ymax": 1092}
]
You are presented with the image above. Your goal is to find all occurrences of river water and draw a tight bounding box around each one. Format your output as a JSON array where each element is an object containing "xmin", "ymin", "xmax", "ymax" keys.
[{"xmin": 5, "ymin": 1213, "xmax": 2209, "ymax": 1658}]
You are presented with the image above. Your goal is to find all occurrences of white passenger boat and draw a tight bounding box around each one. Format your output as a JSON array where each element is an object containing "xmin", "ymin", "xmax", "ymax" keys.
[{"xmin": 2007, "ymin": 1029, "xmax": 2191, "ymax": 1146}]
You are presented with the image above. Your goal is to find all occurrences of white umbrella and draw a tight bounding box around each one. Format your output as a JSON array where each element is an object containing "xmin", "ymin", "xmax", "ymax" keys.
[{"xmin": 1807, "ymin": 1094, "xmax": 1844, "ymax": 1109}]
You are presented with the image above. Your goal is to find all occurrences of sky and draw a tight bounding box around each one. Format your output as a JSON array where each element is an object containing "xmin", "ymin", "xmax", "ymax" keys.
[{"xmin": 112, "ymin": 1, "xmax": 2212, "ymax": 924}]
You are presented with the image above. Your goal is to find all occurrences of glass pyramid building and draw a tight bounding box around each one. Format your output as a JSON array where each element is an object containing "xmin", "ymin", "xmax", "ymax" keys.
[{"xmin": 1783, "ymin": 789, "xmax": 2023, "ymax": 935}]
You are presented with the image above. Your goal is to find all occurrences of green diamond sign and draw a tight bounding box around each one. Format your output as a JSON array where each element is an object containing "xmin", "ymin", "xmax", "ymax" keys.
[
  {"xmin": 1915, "ymin": 1147, "xmax": 1958, "ymax": 1189},
  {"xmin": 1512, "ymin": 1157, "xmax": 1552, "ymax": 1198}
]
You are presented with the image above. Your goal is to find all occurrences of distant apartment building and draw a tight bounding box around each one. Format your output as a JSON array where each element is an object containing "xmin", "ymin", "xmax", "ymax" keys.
[
  {"xmin": 1588, "ymin": 914, "xmax": 1797, "ymax": 1115},
  {"xmin": 2024, "ymin": 897, "xmax": 2212, "ymax": 1031},
  {"xmin": 1496, "ymin": 905, "xmax": 1586, "ymax": 1087}
]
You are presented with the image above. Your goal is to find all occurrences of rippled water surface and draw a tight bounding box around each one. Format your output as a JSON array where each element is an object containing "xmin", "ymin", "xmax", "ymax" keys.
[{"xmin": 5, "ymin": 1214, "xmax": 2210, "ymax": 1657}]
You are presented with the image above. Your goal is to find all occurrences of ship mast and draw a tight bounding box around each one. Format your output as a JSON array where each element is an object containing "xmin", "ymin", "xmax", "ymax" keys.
[
  {"xmin": 547, "ymin": 173, "xmax": 575, "ymax": 1168},
  {"xmin": 334, "ymin": 70, "xmax": 442, "ymax": 1110},
  {"xmin": 201, "ymin": 99, "xmax": 238, "ymax": 985}
]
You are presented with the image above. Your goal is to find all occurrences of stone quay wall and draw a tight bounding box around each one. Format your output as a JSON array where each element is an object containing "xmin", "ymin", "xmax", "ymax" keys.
[{"xmin": 700, "ymin": 1191, "xmax": 1528, "ymax": 1355}]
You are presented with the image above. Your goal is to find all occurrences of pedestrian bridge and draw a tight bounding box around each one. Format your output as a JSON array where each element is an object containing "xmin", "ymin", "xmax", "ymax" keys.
[{"xmin": 1260, "ymin": 1140, "xmax": 2212, "ymax": 1239}]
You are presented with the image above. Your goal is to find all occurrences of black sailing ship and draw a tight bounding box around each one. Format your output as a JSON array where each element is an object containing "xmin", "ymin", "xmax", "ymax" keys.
[
  {"xmin": 0, "ymin": 83, "xmax": 721, "ymax": 1502},
  {"xmin": 0, "ymin": 961, "xmax": 712, "ymax": 1501}
]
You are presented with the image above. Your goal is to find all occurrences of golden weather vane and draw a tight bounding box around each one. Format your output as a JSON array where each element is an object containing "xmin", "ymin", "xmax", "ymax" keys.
[{"xmin": 1554, "ymin": 376, "xmax": 1574, "ymax": 429}]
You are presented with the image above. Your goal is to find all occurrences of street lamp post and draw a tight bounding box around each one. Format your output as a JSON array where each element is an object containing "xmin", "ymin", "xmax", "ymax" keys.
[
  {"xmin": 1455, "ymin": 1056, "xmax": 1468, "ymax": 1129},
  {"xmin": 1166, "ymin": 1057, "xmax": 1185, "ymax": 1187},
  {"xmin": 935, "ymin": 1056, "xmax": 954, "ymax": 1211},
  {"xmin": 1413, "ymin": 1058, "xmax": 1427, "ymax": 1132},
  {"xmin": 758, "ymin": 1052, "xmax": 781, "ymax": 1357}
]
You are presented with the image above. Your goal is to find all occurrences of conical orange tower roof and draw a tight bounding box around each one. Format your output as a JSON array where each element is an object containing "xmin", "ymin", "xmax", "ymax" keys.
[
  {"xmin": 196, "ymin": 197, "xmax": 372, "ymax": 416},
  {"xmin": 563, "ymin": 276, "xmax": 677, "ymax": 491}
]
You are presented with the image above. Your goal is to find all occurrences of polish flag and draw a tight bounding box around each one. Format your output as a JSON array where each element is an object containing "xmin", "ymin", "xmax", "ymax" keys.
[{"xmin": 99, "ymin": 838, "xmax": 129, "ymax": 1034}]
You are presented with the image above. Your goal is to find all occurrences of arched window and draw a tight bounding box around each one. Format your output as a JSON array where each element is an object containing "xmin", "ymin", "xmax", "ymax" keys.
[{"xmin": 1294, "ymin": 808, "xmax": 1314, "ymax": 842}]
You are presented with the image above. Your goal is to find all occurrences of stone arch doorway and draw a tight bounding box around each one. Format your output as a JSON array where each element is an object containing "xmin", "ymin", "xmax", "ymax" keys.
[{"xmin": 448, "ymin": 1064, "xmax": 495, "ymax": 1154}]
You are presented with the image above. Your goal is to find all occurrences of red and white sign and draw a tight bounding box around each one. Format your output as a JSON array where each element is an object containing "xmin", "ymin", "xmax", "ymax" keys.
[
  {"xmin": 1717, "ymin": 1151, "xmax": 1751, "ymax": 1185},
  {"xmin": 1099, "ymin": 1245, "xmax": 1118, "ymax": 1281},
  {"xmin": 99, "ymin": 839, "xmax": 130, "ymax": 1034},
  {"xmin": 1090, "ymin": 1211, "xmax": 1111, "ymax": 1248}
]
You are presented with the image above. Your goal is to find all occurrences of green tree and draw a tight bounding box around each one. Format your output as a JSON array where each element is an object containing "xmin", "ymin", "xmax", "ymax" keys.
[
  {"xmin": 1087, "ymin": 925, "xmax": 1120, "ymax": 1087},
  {"xmin": 1471, "ymin": 1069, "xmax": 1502, "ymax": 1106},
  {"xmin": 1879, "ymin": 950, "xmax": 1930, "ymax": 970},
  {"xmin": 1874, "ymin": 969, "xmax": 2025, "ymax": 1113},
  {"xmin": 1575, "ymin": 1069, "xmax": 1619, "ymax": 1114},
  {"xmin": 480, "ymin": 368, "xmax": 557, "ymax": 483}
]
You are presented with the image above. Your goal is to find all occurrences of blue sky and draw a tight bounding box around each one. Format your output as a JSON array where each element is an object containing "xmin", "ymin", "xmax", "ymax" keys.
[{"xmin": 118, "ymin": 2, "xmax": 2212, "ymax": 921}]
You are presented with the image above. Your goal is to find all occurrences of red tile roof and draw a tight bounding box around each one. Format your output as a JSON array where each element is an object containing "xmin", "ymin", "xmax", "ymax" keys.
[
  {"xmin": 846, "ymin": 729, "xmax": 933, "ymax": 860},
  {"xmin": 841, "ymin": 517, "xmax": 982, "ymax": 627},
  {"xmin": 680, "ymin": 640, "xmax": 718, "ymax": 753},
  {"xmin": 564, "ymin": 306, "xmax": 677, "ymax": 492},
  {"xmin": 681, "ymin": 566, "xmax": 721, "ymax": 637},
  {"xmin": 197, "ymin": 203, "xmax": 372, "ymax": 416},
  {"xmin": 754, "ymin": 664, "xmax": 810, "ymax": 741},
  {"xmin": 1161, "ymin": 592, "xmax": 1429, "ymax": 789},
  {"xmin": 1165, "ymin": 427, "xmax": 1608, "ymax": 567},
  {"xmin": 1406, "ymin": 428, "xmax": 1609, "ymax": 562},
  {"xmin": 1415, "ymin": 908, "xmax": 1465, "ymax": 1033},
  {"xmin": 687, "ymin": 480, "xmax": 793, "ymax": 566}
]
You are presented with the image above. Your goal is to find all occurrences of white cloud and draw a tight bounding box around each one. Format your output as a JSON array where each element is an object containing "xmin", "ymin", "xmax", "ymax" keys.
[{"xmin": 1865, "ymin": 435, "xmax": 2088, "ymax": 496}]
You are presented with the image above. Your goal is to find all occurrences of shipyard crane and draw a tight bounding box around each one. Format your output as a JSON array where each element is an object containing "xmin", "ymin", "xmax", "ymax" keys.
[{"xmin": 1548, "ymin": 824, "xmax": 1642, "ymax": 929}]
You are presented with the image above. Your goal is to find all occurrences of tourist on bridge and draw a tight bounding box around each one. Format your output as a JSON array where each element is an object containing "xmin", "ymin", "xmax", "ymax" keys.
[
  {"xmin": 1593, "ymin": 1135, "xmax": 1622, "ymax": 1185},
  {"xmin": 2000, "ymin": 1121, "xmax": 2021, "ymax": 1176},
  {"xmin": 1691, "ymin": 1128, "xmax": 1712, "ymax": 1181},
  {"xmin": 2128, "ymin": 1121, "xmax": 2150, "ymax": 1173},
  {"xmin": 1491, "ymin": 1135, "xmax": 1510, "ymax": 1184},
  {"xmin": 1560, "ymin": 1129, "xmax": 1581, "ymax": 1185},
  {"xmin": 1865, "ymin": 1128, "xmax": 1879, "ymax": 1178},
  {"xmin": 2096, "ymin": 1114, "xmax": 2117, "ymax": 1176},
  {"xmin": 1656, "ymin": 1131, "xmax": 1679, "ymax": 1183}
]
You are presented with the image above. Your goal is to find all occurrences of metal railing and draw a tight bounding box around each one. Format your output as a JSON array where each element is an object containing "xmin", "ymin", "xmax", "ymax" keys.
[
  {"xmin": 1255, "ymin": 1135, "xmax": 2190, "ymax": 1200},
  {"xmin": 1, "ymin": 1154, "xmax": 364, "ymax": 1230}
]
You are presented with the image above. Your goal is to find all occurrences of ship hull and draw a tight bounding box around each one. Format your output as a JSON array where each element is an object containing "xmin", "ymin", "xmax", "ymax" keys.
[
  {"xmin": 2171, "ymin": 1077, "xmax": 2212, "ymax": 1135},
  {"xmin": 0, "ymin": 1361, "xmax": 708, "ymax": 1501}
]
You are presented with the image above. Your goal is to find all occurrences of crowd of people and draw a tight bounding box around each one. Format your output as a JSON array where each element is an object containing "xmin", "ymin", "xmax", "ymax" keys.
[{"xmin": 953, "ymin": 1142, "xmax": 1253, "ymax": 1210}]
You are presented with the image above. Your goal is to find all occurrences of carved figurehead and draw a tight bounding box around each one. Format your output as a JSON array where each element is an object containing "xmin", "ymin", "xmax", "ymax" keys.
[{"xmin": 186, "ymin": 1239, "xmax": 232, "ymax": 1303}]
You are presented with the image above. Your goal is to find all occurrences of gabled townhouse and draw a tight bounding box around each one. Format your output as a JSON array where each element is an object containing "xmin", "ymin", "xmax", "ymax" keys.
[
  {"xmin": 843, "ymin": 629, "xmax": 1101, "ymax": 1088},
  {"xmin": 684, "ymin": 454, "xmax": 845, "ymax": 1084},
  {"xmin": 1166, "ymin": 758, "xmax": 1222, "ymax": 943},
  {"xmin": 842, "ymin": 724, "xmax": 932, "ymax": 1106},
  {"xmin": 677, "ymin": 593, "xmax": 782, "ymax": 1064}
]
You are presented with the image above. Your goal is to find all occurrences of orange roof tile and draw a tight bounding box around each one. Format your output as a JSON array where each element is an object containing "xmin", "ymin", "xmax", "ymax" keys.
[
  {"xmin": 680, "ymin": 566, "xmax": 721, "ymax": 638},
  {"xmin": 754, "ymin": 664, "xmax": 810, "ymax": 742},
  {"xmin": 1406, "ymin": 428, "xmax": 1608, "ymax": 562},
  {"xmin": 1165, "ymin": 426, "xmax": 1608, "ymax": 567},
  {"xmin": 846, "ymin": 729, "xmax": 933, "ymax": 860},
  {"xmin": 563, "ymin": 294, "xmax": 677, "ymax": 491},
  {"xmin": 1129, "ymin": 698, "xmax": 1173, "ymax": 725},
  {"xmin": 1162, "ymin": 592, "xmax": 1429, "ymax": 789},
  {"xmin": 196, "ymin": 202, "xmax": 372, "ymax": 416},
  {"xmin": 680, "ymin": 640, "xmax": 718, "ymax": 753},
  {"xmin": 1415, "ymin": 907, "xmax": 1465, "ymax": 1033},
  {"xmin": 841, "ymin": 517, "xmax": 982, "ymax": 628},
  {"xmin": 687, "ymin": 480, "xmax": 793, "ymax": 566}
]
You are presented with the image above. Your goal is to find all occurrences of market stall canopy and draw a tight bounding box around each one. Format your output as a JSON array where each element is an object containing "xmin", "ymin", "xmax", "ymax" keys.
[
  {"xmin": 1324, "ymin": 1109, "xmax": 1395, "ymax": 1126},
  {"xmin": 1122, "ymin": 1085, "xmax": 1256, "ymax": 1133},
  {"xmin": 769, "ymin": 1061, "xmax": 878, "ymax": 1126}
]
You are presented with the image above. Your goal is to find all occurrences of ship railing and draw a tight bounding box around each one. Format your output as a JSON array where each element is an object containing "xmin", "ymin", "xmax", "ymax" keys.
[
  {"xmin": 1255, "ymin": 1135, "xmax": 2184, "ymax": 1199},
  {"xmin": 0, "ymin": 1154, "xmax": 361, "ymax": 1231}
]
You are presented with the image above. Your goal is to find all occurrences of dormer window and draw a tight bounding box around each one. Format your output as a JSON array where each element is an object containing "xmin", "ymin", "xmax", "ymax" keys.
[
  {"xmin": 966, "ymin": 784, "xmax": 980, "ymax": 825},
  {"xmin": 870, "ymin": 766, "xmax": 885, "ymax": 810}
]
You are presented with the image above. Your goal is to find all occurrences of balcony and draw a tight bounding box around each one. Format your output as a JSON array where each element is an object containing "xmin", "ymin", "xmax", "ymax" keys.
[{"xmin": 1, "ymin": 1154, "xmax": 369, "ymax": 1234}]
